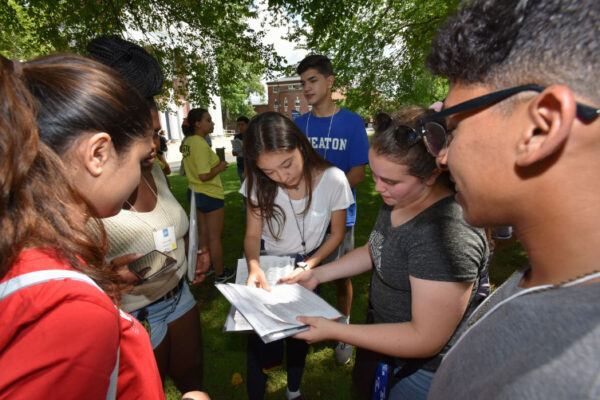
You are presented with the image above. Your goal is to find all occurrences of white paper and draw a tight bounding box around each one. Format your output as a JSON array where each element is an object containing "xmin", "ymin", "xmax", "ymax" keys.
[
  {"xmin": 217, "ymin": 279, "xmax": 342, "ymax": 343},
  {"xmin": 231, "ymin": 138, "xmax": 243, "ymax": 154},
  {"xmin": 187, "ymin": 193, "xmax": 198, "ymax": 281},
  {"xmin": 224, "ymin": 256, "xmax": 295, "ymax": 332},
  {"xmin": 234, "ymin": 255, "xmax": 295, "ymax": 286}
]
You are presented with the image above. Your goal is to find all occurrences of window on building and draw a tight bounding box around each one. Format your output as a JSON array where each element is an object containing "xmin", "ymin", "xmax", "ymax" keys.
[
  {"xmin": 284, "ymin": 98, "xmax": 288, "ymax": 112},
  {"xmin": 273, "ymin": 85, "xmax": 278, "ymax": 93},
  {"xmin": 295, "ymin": 97, "xmax": 301, "ymax": 111},
  {"xmin": 274, "ymin": 99, "xmax": 279, "ymax": 112},
  {"xmin": 288, "ymin": 84, "xmax": 296, "ymax": 90}
]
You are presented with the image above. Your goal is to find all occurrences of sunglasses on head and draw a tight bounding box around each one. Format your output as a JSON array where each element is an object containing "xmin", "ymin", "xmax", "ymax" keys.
[
  {"xmin": 394, "ymin": 122, "xmax": 447, "ymax": 158},
  {"xmin": 416, "ymin": 84, "xmax": 600, "ymax": 157},
  {"xmin": 375, "ymin": 112, "xmax": 447, "ymax": 158}
]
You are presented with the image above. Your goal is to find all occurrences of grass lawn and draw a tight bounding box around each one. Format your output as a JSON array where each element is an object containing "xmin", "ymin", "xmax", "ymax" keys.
[{"xmin": 163, "ymin": 165, "xmax": 529, "ymax": 399}]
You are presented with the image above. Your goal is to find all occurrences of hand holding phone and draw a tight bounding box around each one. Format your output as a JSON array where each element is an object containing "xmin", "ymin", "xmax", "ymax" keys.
[{"xmin": 127, "ymin": 250, "xmax": 177, "ymax": 281}]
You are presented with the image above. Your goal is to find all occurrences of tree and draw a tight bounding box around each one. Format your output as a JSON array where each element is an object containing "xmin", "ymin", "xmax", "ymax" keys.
[
  {"xmin": 0, "ymin": 0, "xmax": 282, "ymax": 108},
  {"xmin": 269, "ymin": 0, "xmax": 460, "ymax": 117},
  {"xmin": 219, "ymin": 58, "xmax": 265, "ymax": 128}
]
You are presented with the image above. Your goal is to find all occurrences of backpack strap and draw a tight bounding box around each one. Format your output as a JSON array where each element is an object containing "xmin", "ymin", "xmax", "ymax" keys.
[
  {"xmin": 0, "ymin": 269, "xmax": 119, "ymax": 400},
  {"xmin": 0, "ymin": 269, "xmax": 101, "ymax": 300}
]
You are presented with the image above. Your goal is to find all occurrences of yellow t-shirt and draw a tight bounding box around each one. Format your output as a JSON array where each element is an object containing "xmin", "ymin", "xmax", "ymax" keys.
[{"xmin": 182, "ymin": 135, "xmax": 224, "ymax": 199}]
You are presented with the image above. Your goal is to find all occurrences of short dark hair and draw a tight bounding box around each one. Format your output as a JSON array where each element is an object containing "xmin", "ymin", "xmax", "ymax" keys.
[
  {"xmin": 428, "ymin": 0, "xmax": 600, "ymax": 104},
  {"xmin": 236, "ymin": 116, "xmax": 249, "ymax": 124},
  {"xmin": 296, "ymin": 55, "xmax": 334, "ymax": 77}
]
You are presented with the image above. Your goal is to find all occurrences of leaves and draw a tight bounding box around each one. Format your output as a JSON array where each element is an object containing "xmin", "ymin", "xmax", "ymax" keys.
[
  {"xmin": 270, "ymin": 0, "xmax": 460, "ymax": 117},
  {"xmin": 0, "ymin": 0, "xmax": 281, "ymax": 109}
]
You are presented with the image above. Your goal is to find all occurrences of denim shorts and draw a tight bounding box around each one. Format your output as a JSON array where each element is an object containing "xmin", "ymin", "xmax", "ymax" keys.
[
  {"xmin": 130, "ymin": 280, "xmax": 197, "ymax": 348},
  {"xmin": 388, "ymin": 366, "xmax": 435, "ymax": 400},
  {"xmin": 187, "ymin": 189, "xmax": 224, "ymax": 213}
]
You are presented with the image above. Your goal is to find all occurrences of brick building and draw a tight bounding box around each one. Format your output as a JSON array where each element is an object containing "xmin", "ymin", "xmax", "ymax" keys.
[{"xmin": 255, "ymin": 76, "xmax": 345, "ymax": 119}]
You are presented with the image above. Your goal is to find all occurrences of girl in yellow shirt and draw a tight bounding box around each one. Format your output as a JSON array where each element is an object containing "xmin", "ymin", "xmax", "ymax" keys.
[{"xmin": 182, "ymin": 108, "xmax": 235, "ymax": 283}]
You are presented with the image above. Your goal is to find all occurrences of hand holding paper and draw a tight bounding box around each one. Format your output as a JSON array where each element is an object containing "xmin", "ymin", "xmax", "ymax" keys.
[
  {"xmin": 278, "ymin": 268, "xmax": 320, "ymax": 291},
  {"xmin": 218, "ymin": 256, "xmax": 342, "ymax": 343},
  {"xmin": 247, "ymin": 266, "xmax": 271, "ymax": 291},
  {"xmin": 293, "ymin": 316, "xmax": 341, "ymax": 344}
]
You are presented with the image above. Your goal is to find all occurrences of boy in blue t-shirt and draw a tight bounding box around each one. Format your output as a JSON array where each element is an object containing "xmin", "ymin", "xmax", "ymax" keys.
[{"xmin": 294, "ymin": 55, "xmax": 369, "ymax": 365}]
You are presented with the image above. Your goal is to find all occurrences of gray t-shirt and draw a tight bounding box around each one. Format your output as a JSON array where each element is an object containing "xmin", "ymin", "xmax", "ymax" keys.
[
  {"xmin": 428, "ymin": 269, "xmax": 600, "ymax": 399},
  {"xmin": 368, "ymin": 196, "xmax": 489, "ymax": 370}
]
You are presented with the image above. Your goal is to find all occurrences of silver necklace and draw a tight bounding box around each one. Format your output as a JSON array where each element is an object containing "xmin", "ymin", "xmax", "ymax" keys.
[
  {"xmin": 467, "ymin": 268, "xmax": 600, "ymax": 328},
  {"xmin": 125, "ymin": 172, "xmax": 173, "ymax": 227},
  {"xmin": 284, "ymin": 187, "xmax": 307, "ymax": 256},
  {"xmin": 445, "ymin": 268, "xmax": 600, "ymax": 360},
  {"xmin": 305, "ymin": 105, "xmax": 336, "ymax": 159}
]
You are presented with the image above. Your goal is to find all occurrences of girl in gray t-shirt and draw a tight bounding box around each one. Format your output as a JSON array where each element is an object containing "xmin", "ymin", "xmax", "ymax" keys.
[{"xmin": 282, "ymin": 106, "xmax": 489, "ymax": 400}]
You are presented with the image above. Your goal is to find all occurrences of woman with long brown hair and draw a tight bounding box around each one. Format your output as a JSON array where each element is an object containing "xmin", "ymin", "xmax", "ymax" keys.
[
  {"xmin": 241, "ymin": 112, "xmax": 354, "ymax": 400},
  {"xmin": 0, "ymin": 53, "xmax": 174, "ymax": 399}
]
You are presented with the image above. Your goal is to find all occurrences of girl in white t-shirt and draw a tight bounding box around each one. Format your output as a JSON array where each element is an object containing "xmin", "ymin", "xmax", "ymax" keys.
[{"xmin": 240, "ymin": 111, "xmax": 353, "ymax": 400}]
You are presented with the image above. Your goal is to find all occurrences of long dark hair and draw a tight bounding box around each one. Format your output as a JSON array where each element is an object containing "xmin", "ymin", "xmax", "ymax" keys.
[
  {"xmin": 244, "ymin": 112, "xmax": 331, "ymax": 239},
  {"xmin": 0, "ymin": 54, "xmax": 151, "ymax": 301}
]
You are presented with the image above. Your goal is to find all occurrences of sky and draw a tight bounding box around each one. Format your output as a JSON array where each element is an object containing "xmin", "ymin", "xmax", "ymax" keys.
[{"xmin": 248, "ymin": 2, "xmax": 307, "ymax": 104}]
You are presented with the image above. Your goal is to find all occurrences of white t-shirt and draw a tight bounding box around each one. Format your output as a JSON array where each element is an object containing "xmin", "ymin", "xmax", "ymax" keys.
[{"xmin": 240, "ymin": 167, "xmax": 354, "ymax": 256}]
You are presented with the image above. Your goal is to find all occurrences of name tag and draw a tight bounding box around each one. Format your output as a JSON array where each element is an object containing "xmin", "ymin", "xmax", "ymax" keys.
[{"xmin": 153, "ymin": 226, "xmax": 177, "ymax": 252}]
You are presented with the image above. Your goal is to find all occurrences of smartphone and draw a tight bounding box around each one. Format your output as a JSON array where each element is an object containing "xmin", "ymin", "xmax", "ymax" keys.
[
  {"xmin": 127, "ymin": 250, "xmax": 177, "ymax": 281},
  {"xmin": 216, "ymin": 147, "xmax": 225, "ymax": 162}
]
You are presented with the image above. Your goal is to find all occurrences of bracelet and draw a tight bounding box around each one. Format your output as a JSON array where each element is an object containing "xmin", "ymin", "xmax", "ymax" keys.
[{"xmin": 296, "ymin": 261, "xmax": 310, "ymax": 271}]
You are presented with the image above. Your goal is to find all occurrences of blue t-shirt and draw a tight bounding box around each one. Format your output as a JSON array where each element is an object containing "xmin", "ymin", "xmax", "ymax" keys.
[{"xmin": 295, "ymin": 108, "xmax": 369, "ymax": 226}]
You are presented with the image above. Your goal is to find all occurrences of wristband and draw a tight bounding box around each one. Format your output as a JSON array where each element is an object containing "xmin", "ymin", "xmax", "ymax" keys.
[{"xmin": 296, "ymin": 261, "xmax": 310, "ymax": 271}]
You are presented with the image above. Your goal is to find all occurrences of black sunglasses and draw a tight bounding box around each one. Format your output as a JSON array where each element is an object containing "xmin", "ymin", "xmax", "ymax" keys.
[
  {"xmin": 418, "ymin": 84, "xmax": 600, "ymax": 156},
  {"xmin": 375, "ymin": 112, "xmax": 448, "ymax": 158},
  {"xmin": 396, "ymin": 122, "xmax": 447, "ymax": 158}
]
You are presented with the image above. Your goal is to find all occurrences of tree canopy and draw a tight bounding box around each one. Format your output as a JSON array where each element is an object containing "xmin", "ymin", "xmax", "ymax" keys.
[
  {"xmin": 269, "ymin": 0, "xmax": 460, "ymax": 116},
  {"xmin": 0, "ymin": 0, "xmax": 278, "ymax": 108}
]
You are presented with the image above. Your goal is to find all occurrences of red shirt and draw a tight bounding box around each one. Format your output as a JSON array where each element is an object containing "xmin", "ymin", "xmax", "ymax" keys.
[{"xmin": 0, "ymin": 249, "xmax": 165, "ymax": 400}]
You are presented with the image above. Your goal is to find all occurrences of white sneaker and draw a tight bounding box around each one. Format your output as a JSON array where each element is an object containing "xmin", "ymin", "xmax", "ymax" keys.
[{"xmin": 335, "ymin": 341, "xmax": 352, "ymax": 364}]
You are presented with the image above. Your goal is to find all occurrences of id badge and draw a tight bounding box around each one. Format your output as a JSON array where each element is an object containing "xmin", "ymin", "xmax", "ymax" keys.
[{"xmin": 153, "ymin": 226, "xmax": 177, "ymax": 252}]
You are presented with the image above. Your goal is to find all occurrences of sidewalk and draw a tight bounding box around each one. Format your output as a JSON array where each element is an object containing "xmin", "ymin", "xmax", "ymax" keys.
[{"xmin": 165, "ymin": 134, "xmax": 236, "ymax": 173}]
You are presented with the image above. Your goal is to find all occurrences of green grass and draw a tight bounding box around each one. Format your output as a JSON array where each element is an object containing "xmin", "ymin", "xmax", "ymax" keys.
[{"xmin": 164, "ymin": 165, "xmax": 529, "ymax": 399}]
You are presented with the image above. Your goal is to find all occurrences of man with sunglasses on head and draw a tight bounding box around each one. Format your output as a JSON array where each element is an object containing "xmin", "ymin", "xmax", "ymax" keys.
[
  {"xmin": 294, "ymin": 55, "xmax": 370, "ymax": 365},
  {"xmin": 421, "ymin": 0, "xmax": 600, "ymax": 398}
]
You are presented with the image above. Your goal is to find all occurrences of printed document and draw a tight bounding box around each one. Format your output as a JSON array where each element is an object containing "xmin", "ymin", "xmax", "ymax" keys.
[{"xmin": 218, "ymin": 256, "xmax": 342, "ymax": 343}]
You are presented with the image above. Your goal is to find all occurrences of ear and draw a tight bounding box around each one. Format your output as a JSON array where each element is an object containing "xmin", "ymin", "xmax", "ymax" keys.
[
  {"xmin": 326, "ymin": 75, "xmax": 334, "ymax": 89},
  {"xmin": 78, "ymin": 132, "xmax": 114, "ymax": 177},
  {"xmin": 424, "ymin": 168, "xmax": 442, "ymax": 186},
  {"xmin": 515, "ymin": 85, "xmax": 577, "ymax": 167}
]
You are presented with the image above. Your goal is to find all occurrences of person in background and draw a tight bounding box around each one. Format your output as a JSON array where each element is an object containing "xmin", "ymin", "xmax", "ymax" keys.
[
  {"xmin": 88, "ymin": 35, "xmax": 210, "ymax": 396},
  {"xmin": 233, "ymin": 115, "xmax": 249, "ymax": 183},
  {"xmin": 424, "ymin": 0, "xmax": 600, "ymax": 398},
  {"xmin": 241, "ymin": 112, "xmax": 354, "ymax": 400},
  {"xmin": 182, "ymin": 108, "xmax": 235, "ymax": 283},
  {"xmin": 155, "ymin": 129, "xmax": 172, "ymax": 176},
  {"xmin": 283, "ymin": 107, "xmax": 488, "ymax": 400},
  {"xmin": 294, "ymin": 54, "xmax": 370, "ymax": 364}
]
